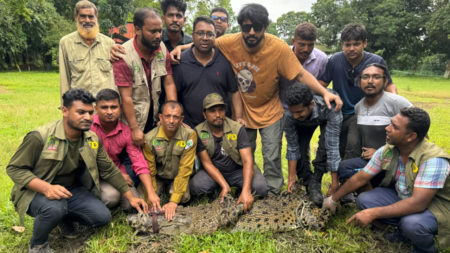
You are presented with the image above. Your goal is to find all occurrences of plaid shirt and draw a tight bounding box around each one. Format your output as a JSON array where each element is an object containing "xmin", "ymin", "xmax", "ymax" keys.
[
  {"xmin": 284, "ymin": 95, "xmax": 342, "ymax": 172},
  {"xmin": 364, "ymin": 147, "xmax": 450, "ymax": 199}
]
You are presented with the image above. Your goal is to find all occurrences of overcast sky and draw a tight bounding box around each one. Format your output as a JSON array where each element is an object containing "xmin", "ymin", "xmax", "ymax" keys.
[{"xmin": 230, "ymin": 0, "xmax": 316, "ymax": 21}]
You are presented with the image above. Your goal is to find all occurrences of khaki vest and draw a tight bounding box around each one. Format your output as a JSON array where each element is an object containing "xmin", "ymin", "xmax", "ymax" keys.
[
  {"xmin": 121, "ymin": 39, "xmax": 168, "ymax": 130},
  {"xmin": 196, "ymin": 117, "xmax": 243, "ymax": 165},
  {"xmin": 379, "ymin": 140, "xmax": 450, "ymax": 249},
  {"xmin": 145, "ymin": 125, "xmax": 195, "ymax": 179},
  {"xmin": 10, "ymin": 120, "xmax": 102, "ymax": 223}
]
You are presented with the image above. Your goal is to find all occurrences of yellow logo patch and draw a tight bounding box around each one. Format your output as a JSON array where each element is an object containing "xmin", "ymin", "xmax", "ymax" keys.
[
  {"xmin": 89, "ymin": 141, "xmax": 99, "ymax": 149},
  {"xmin": 176, "ymin": 140, "xmax": 186, "ymax": 147},
  {"xmin": 412, "ymin": 162, "xmax": 419, "ymax": 173},
  {"xmin": 226, "ymin": 134, "xmax": 237, "ymax": 140}
]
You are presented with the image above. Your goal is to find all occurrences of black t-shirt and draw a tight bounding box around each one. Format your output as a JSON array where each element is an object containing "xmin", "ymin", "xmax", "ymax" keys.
[
  {"xmin": 172, "ymin": 47, "xmax": 238, "ymax": 128},
  {"xmin": 197, "ymin": 126, "xmax": 250, "ymax": 174}
]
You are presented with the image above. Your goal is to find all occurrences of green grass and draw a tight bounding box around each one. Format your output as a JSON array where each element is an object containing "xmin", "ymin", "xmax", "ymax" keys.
[{"xmin": 0, "ymin": 71, "xmax": 449, "ymax": 252}]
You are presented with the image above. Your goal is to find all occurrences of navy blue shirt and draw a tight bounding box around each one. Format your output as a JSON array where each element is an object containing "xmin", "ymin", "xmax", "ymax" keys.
[
  {"xmin": 320, "ymin": 52, "xmax": 392, "ymax": 115},
  {"xmin": 173, "ymin": 47, "xmax": 238, "ymax": 127}
]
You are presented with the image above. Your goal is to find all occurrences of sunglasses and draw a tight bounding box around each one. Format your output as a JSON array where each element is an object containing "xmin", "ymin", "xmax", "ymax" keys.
[
  {"xmin": 211, "ymin": 15, "xmax": 228, "ymax": 22},
  {"xmin": 241, "ymin": 23, "xmax": 264, "ymax": 33}
]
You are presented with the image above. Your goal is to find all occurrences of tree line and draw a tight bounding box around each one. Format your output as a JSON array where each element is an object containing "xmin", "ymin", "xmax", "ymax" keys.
[{"xmin": 0, "ymin": 0, "xmax": 448, "ymax": 75}]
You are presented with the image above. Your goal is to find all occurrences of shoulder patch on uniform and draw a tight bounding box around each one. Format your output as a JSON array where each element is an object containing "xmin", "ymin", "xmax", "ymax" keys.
[
  {"xmin": 185, "ymin": 139, "xmax": 193, "ymax": 149},
  {"xmin": 200, "ymin": 132, "xmax": 210, "ymax": 139}
]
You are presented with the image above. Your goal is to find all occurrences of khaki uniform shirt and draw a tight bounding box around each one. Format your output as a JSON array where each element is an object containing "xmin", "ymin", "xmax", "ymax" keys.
[
  {"xmin": 59, "ymin": 31, "xmax": 116, "ymax": 99},
  {"xmin": 143, "ymin": 125, "xmax": 197, "ymax": 203},
  {"xmin": 6, "ymin": 120, "xmax": 129, "ymax": 222}
]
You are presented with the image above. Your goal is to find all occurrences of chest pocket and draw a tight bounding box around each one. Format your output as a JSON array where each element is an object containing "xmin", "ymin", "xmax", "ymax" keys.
[
  {"xmin": 41, "ymin": 150, "xmax": 65, "ymax": 161},
  {"xmin": 69, "ymin": 58, "xmax": 86, "ymax": 73},
  {"xmin": 97, "ymin": 58, "xmax": 112, "ymax": 72},
  {"xmin": 154, "ymin": 140, "xmax": 168, "ymax": 164}
]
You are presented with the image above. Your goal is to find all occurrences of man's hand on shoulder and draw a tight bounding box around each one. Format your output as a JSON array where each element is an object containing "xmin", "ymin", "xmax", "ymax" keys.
[
  {"xmin": 170, "ymin": 46, "xmax": 182, "ymax": 64},
  {"xmin": 323, "ymin": 91, "xmax": 343, "ymax": 112},
  {"xmin": 110, "ymin": 44, "xmax": 125, "ymax": 62},
  {"xmin": 236, "ymin": 118, "xmax": 247, "ymax": 127}
]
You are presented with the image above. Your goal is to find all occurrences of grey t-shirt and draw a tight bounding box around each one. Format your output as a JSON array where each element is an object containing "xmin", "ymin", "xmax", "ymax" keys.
[{"xmin": 355, "ymin": 92, "xmax": 412, "ymax": 149}]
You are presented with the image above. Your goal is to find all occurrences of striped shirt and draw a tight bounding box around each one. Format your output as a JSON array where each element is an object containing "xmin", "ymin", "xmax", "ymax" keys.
[{"xmin": 364, "ymin": 147, "xmax": 450, "ymax": 199}]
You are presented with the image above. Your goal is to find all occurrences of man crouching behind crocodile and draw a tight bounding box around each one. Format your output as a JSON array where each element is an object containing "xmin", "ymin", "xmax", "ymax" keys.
[{"xmin": 190, "ymin": 93, "xmax": 269, "ymax": 211}]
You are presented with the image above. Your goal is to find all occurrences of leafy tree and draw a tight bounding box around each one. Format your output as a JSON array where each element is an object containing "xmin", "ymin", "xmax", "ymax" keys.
[
  {"xmin": 0, "ymin": 0, "xmax": 28, "ymax": 69},
  {"xmin": 275, "ymin": 11, "xmax": 311, "ymax": 42}
]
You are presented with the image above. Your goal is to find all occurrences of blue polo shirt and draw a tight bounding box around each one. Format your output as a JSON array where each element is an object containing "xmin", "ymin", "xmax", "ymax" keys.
[
  {"xmin": 173, "ymin": 47, "xmax": 238, "ymax": 128},
  {"xmin": 320, "ymin": 51, "xmax": 392, "ymax": 115}
]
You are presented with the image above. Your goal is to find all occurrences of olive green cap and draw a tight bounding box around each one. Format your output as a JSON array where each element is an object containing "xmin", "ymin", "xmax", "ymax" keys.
[{"xmin": 203, "ymin": 93, "xmax": 226, "ymax": 109}]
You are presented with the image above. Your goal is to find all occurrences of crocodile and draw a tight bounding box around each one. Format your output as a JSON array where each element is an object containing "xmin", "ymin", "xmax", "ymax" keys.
[{"xmin": 127, "ymin": 183, "xmax": 330, "ymax": 235}]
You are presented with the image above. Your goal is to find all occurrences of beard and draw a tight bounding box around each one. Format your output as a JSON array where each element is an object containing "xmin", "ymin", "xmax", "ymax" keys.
[
  {"xmin": 142, "ymin": 35, "xmax": 160, "ymax": 51},
  {"xmin": 77, "ymin": 22, "xmax": 100, "ymax": 40},
  {"xmin": 243, "ymin": 34, "xmax": 264, "ymax": 48}
]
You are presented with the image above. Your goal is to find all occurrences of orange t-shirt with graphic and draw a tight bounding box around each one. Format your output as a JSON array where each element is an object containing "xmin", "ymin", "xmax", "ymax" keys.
[{"xmin": 216, "ymin": 33, "xmax": 302, "ymax": 129}]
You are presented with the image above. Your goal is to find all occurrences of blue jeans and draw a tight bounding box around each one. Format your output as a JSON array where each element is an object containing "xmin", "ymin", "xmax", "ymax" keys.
[
  {"xmin": 27, "ymin": 187, "xmax": 111, "ymax": 247},
  {"xmin": 338, "ymin": 157, "xmax": 385, "ymax": 187},
  {"xmin": 357, "ymin": 187, "xmax": 438, "ymax": 253}
]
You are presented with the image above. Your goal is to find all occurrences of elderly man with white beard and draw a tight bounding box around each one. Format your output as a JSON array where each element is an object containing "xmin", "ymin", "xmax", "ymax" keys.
[{"xmin": 58, "ymin": 0, "xmax": 116, "ymax": 100}]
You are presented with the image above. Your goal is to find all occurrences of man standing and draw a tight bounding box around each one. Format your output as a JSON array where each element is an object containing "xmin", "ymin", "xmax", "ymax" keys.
[
  {"xmin": 210, "ymin": 7, "xmax": 231, "ymax": 38},
  {"xmin": 113, "ymin": 8, "xmax": 177, "ymax": 147},
  {"xmin": 59, "ymin": 0, "xmax": 116, "ymax": 98},
  {"xmin": 215, "ymin": 4, "xmax": 342, "ymax": 194},
  {"xmin": 161, "ymin": 0, "xmax": 192, "ymax": 53},
  {"xmin": 143, "ymin": 101, "xmax": 197, "ymax": 221},
  {"xmin": 91, "ymin": 89, "xmax": 161, "ymax": 210},
  {"xmin": 173, "ymin": 16, "xmax": 242, "ymax": 128},
  {"xmin": 323, "ymin": 107, "xmax": 449, "ymax": 253},
  {"xmin": 279, "ymin": 22, "xmax": 329, "ymax": 191},
  {"xmin": 190, "ymin": 93, "xmax": 268, "ymax": 211},
  {"xmin": 284, "ymin": 83, "xmax": 342, "ymax": 206},
  {"xmin": 7, "ymin": 89, "xmax": 147, "ymax": 252},
  {"xmin": 320, "ymin": 24, "xmax": 397, "ymax": 159},
  {"xmin": 338, "ymin": 64, "xmax": 411, "ymax": 192}
]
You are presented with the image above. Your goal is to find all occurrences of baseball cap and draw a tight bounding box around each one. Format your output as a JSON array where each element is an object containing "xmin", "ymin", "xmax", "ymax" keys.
[{"xmin": 203, "ymin": 93, "xmax": 226, "ymax": 109}]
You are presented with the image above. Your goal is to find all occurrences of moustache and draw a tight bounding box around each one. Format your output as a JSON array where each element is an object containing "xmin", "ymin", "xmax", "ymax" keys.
[{"xmin": 364, "ymin": 85, "xmax": 376, "ymax": 89}]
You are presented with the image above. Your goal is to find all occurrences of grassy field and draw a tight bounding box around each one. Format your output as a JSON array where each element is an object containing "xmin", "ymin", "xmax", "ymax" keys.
[{"xmin": 0, "ymin": 71, "xmax": 449, "ymax": 252}]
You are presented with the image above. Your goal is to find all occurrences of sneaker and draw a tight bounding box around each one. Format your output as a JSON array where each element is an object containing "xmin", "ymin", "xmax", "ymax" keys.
[
  {"xmin": 58, "ymin": 221, "xmax": 79, "ymax": 239},
  {"xmin": 29, "ymin": 242, "xmax": 54, "ymax": 253}
]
